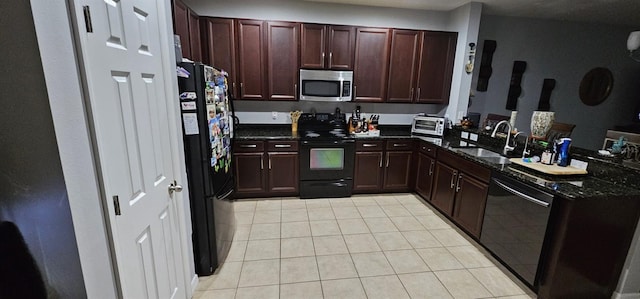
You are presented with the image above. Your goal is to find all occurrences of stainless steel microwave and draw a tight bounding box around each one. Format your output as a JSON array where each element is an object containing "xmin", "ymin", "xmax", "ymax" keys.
[
  {"xmin": 299, "ymin": 69, "xmax": 353, "ymax": 102},
  {"xmin": 411, "ymin": 115, "xmax": 446, "ymax": 137}
]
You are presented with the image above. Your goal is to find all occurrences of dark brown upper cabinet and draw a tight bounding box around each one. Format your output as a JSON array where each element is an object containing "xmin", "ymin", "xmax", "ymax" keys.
[
  {"xmin": 188, "ymin": 9, "xmax": 202, "ymax": 62},
  {"xmin": 301, "ymin": 24, "xmax": 355, "ymax": 70},
  {"xmin": 236, "ymin": 19, "xmax": 267, "ymax": 100},
  {"xmin": 387, "ymin": 29, "xmax": 422, "ymax": 103},
  {"xmin": 201, "ymin": 18, "xmax": 237, "ymax": 98},
  {"xmin": 267, "ymin": 21, "xmax": 300, "ymax": 101},
  {"xmin": 172, "ymin": 0, "xmax": 190, "ymax": 58},
  {"xmin": 353, "ymin": 27, "xmax": 391, "ymax": 102},
  {"xmin": 415, "ymin": 31, "xmax": 457, "ymax": 104}
]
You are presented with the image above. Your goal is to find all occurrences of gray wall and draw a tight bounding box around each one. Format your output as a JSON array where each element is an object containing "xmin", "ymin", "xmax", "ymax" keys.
[
  {"xmin": 0, "ymin": 1, "xmax": 85, "ymax": 298},
  {"xmin": 469, "ymin": 15, "xmax": 640, "ymax": 150}
]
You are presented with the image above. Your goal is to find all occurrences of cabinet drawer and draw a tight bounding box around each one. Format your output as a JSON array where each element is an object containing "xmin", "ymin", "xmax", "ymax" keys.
[
  {"xmin": 438, "ymin": 150, "xmax": 490, "ymax": 183},
  {"xmin": 386, "ymin": 139, "xmax": 414, "ymax": 151},
  {"xmin": 418, "ymin": 141, "xmax": 438, "ymax": 158},
  {"xmin": 235, "ymin": 140, "xmax": 265, "ymax": 152},
  {"xmin": 267, "ymin": 140, "xmax": 299, "ymax": 152},
  {"xmin": 356, "ymin": 140, "xmax": 384, "ymax": 151}
]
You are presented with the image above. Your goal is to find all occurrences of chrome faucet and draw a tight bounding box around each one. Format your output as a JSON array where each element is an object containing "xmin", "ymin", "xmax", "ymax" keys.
[{"xmin": 491, "ymin": 120, "xmax": 515, "ymax": 155}]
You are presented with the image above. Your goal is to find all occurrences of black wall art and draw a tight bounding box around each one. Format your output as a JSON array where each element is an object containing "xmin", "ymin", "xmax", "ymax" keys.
[
  {"xmin": 476, "ymin": 40, "xmax": 496, "ymax": 91},
  {"xmin": 537, "ymin": 79, "xmax": 556, "ymax": 111},
  {"xmin": 505, "ymin": 60, "xmax": 527, "ymax": 110}
]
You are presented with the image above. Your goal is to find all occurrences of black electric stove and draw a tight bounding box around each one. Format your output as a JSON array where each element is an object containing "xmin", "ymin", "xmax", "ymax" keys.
[{"xmin": 298, "ymin": 113, "xmax": 355, "ymax": 199}]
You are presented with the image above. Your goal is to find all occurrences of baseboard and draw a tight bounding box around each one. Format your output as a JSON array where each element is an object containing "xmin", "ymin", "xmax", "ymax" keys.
[
  {"xmin": 612, "ymin": 291, "xmax": 640, "ymax": 299},
  {"xmin": 190, "ymin": 274, "xmax": 199, "ymax": 293}
]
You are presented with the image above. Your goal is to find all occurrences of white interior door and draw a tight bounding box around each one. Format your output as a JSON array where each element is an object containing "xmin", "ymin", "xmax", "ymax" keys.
[{"xmin": 71, "ymin": 0, "xmax": 186, "ymax": 298}]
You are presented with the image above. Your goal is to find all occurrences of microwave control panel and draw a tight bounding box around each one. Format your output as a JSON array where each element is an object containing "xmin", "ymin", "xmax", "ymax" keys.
[{"xmin": 342, "ymin": 81, "xmax": 351, "ymax": 97}]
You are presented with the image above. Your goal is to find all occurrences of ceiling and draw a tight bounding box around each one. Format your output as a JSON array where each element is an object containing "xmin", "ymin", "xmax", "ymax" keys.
[{"xmin": 302, "ymin": 0, "xmax": 640, "ymax": 27}]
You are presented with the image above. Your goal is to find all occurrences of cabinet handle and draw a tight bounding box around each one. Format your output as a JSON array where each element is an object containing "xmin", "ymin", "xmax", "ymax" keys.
[
  {"xmin": 233, "ymin": 82, "xmax": 237, "ymax": 94},
  {"xmin": 379, "ymin": 154, "xmax": 383, "ymax": 168},
  {"xmin": 429, "ymin": 161, "xmax": 434, "ymax": 176},
  {"xmin": 416, "ymin": 87, "xmax": 421, "ymax": 101},
  {"xmin": 393, "ymin": 143, "xmax": 408, "ymax": 147},
  {"xmin": 240, "ymin": 144, "xmax": 257, "ymax": 148},
  {"xmin": 455, "ymin": 174, "xmax": 462, "ymax": 192},
  {"xmin": 321, "ymin": 52, "xmax": 325, "ymax": 65},
  {"xmin": 386, "ymin": 154, "xmax": 390, "ymax": 168},
  {"xmin": 274, "ymin": 144, "xmax": 291, "ymax": 148},
  {"xmin": 260, "ymin": 156, "xmax": 264, "ymax": 170},
  {"xmin": 329, "ymin": 52, "xmax": 333, "ymax": 67},
  {"xmin": 354, "ymin": 85, "xmax": 357, "ymax": 99},
  {"xmin": 362, "ymin": 144, "xmax": 378, "ymax": 147},
  {"xmin": 450, "ymin": 170, "xmax": 457, "ymax": 189},
  {"xmin": 410, "ymin": 88, "xmax": 414, "ymax": 101},
  {"xmin": 268, "ymin": 157, "xmax": 272, "ymax": 169},
  {"xmin": 240, "ymin": 82, "xmax": 244, "ymax": 96},
  {"xmin": 294, "ymin": 84, "xmax": 297, "ymax": 96}
]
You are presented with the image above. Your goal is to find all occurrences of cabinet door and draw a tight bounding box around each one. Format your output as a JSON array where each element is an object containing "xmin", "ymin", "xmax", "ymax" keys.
[
  {"xmin": 387, "ymin": 30, "xmax": 421, "ymax": 103},
  {"xmin": 383, "ymin": 151, "xmax": 413, "ymax": 191},
  {"xmin": 415, "ymin": 152, "xmax": 436, "ymax": 200},
  {"xmin": 431, "ymin": 161, "xmax": 457, "ymax": 215},
  {"xmin": 416, "ymin": 31, "xmax": 457, "ymax": 104},
  {"xmin": 354, "ymin": 28, "xmax": 390, "ymax": 102},
  {"xmin": 328, "ymin": 26, "xmax": 356, "ymax": 69},
  {"xmin": 202, "ymin": 18, "xmax": 237, "ymax": 98},
  {"xmin": 172, "ymin": 0, "xmax": 190, "ymax": 58},
  {"xmin": 267, "ymin": 21, "xmax": 299, "ymax": 101},
  {"xmin": 452, "ymin": 173, "xmax": 489, "ymax": 238},
  {"xmin": 234, "ymin": 152, "xmax": 266, "ymax": 195},
  {"xmin": 237, "ymin": 20, "xmax": 266, "ymax": 100},
  {"xmin": 188, "ymin": 9, "xmax": 202, "ymax": 62},
  {"xmin": 353, "ymin": 152, "xmax": 383, "ymax": 192},
  {"xmin": 301, "ymin": 24, "xmax": 326, "ymax": 69},
  {"xmin": 268, "ymin": 152, "xmax": 299, "ymax": 194}
]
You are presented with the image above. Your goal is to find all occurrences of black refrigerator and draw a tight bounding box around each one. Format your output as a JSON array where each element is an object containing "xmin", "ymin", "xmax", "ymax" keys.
[{"xmin": 177, "ymin": 62, "xmax": 236, "ymax": 275}]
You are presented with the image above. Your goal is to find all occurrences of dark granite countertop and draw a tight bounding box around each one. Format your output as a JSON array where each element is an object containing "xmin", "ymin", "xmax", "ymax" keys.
[{"xmin": 234, "ymin": 124, "xmax": 640, "ymax": 199}]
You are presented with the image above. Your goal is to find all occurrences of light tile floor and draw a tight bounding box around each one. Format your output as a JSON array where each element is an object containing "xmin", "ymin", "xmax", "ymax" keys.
[{"xmin": 193, "ymin": 193, "xmax": 537, "ymax": 299}]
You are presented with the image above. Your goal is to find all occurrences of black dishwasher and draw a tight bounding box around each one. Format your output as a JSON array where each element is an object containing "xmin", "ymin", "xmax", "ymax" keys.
[{"xmin": 480, "ymin": 172, "xmax": 554, "ymax": 290}]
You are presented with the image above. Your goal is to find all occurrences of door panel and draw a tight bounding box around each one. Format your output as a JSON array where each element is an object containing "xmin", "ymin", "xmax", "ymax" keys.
[
  {"xmin": 415, "ymin": 152, "xmax": 435, "ymax": 200},
  {"xmin": 416, "ymin": 32, "xmax": 457, "ymax": 104},
  {"xmin": 75, "ymin": 0, "xmax": 185, "ymax": 297},
  {"xmin": 267, "ymin": 21, "xmax": 299, "ymax": 100},
  {"xmin": 387, "ymin": 30, "xmax": 421, "ymax": 103},
  {"xmin": 237, "ymin": 19, "xmax": 266, "ymax": 99},
  {"xmin": 383, "ymin": 151, "xmax": 412, "ymax": 190},
  {"xmin": 301, "ymin": 23, "xmax": 326, "ymax": 69},
  {"xmin": 431, "ymin": 161, "xmax": 456, "ymax": 215},
  {"xmin": 452, "ymin": 174, "xmax": 489, "ymax": 238},
  {"xmin": 268, "ymin": 152, "xmax": 299, "ymax": 194},
  {"xmin": 234, "ymin": 152, "xmax": 266, "ymax": 193},
  {"xmin": 353, "ymin": 152, "xmax": 383, "ymax": 192},
  {"xmin": 328, "ymin": 26, "xmax": 355, "ymax": 69},
  {"xmin": 354, "ymin": 27, "xmax": 390, "ymax": 102},
  {"xmin": 171, "ymin": 0, "xmax": 190, "ymax": 58},
  {"xmin": 188, "ymin": 9, "xmax": 201, "ymax": 61}
]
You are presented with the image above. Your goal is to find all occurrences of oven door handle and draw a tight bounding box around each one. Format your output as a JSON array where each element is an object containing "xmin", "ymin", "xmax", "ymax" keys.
[
  {"xmin": 492, "ymin": 178, "xmax": 551, "ymax": 207},
  {"xmin": 301, "ymin": 139, "xmax": 355, "ymax": 145}
]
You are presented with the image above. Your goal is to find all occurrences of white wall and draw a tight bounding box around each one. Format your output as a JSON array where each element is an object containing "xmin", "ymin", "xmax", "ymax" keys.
[
  {"xmin": 468, "ymin": 15, "xmax": 640, "ymax": 150},
  {"xmin": 185, "ymin": 0, "xmax": 483, "ymax": 125}
]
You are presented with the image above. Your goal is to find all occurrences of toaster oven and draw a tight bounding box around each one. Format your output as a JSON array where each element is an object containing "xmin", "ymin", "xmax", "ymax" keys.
[{"xmin": 411, "ymin": 115, "xmax": 446, "ymax": 137}]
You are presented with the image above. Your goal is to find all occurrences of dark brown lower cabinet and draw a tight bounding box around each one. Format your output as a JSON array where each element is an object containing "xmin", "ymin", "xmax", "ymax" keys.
[
  {"xmin": 234, "ymin": 140, "xmax": 298, "ymax": 198},
  {"xmin": 234, "ymin": 152, "xmax": 266, "ymax": 195},
  {"xmin": 451, "ymin": 173, "xmax": 488, "ymax": 237},
  {"xmin": 429, "ymin": 150, "xmax": 490, "ymax": 238},
  {"xmin": 415, "ymin": 141, "xmax": 438, "ymax": 201},
  {"xmin": 267, "ymin": 152, "xmax": 298, "ymax": 194},
  {"xmin": 353, "ymin": 140, "xmax": 414, "ymax": 193},
  {"xmin": 353, "ymin": 151, "xmax": 383, "ymax": 192}
]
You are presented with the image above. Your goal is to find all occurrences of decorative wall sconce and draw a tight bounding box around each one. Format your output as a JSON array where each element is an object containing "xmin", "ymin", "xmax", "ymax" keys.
[
  {"xmin": 465, "ymin": 42, "xmax": 476, "ymax": 74},
  {"xmin": 628, "ymin": 31, "xmax": 640, "ymax": 62}
]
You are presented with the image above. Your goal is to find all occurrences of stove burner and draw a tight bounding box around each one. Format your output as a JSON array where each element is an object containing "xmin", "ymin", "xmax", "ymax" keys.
[{"xmin": 305, "ymin": 132, "xmax": 320, "ymax": 138}]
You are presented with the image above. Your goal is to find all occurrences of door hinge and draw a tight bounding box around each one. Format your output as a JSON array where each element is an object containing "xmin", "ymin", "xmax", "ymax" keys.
[
  {"xmin": 113, "ymin": 195, "xmax": 121, "ymax": 216},
  {"xmin": 83, "ymin": 6, "xmax": 93, "ymax": 33}
]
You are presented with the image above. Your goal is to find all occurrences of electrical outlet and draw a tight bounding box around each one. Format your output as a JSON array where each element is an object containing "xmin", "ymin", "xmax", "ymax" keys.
[{"xmin": 272, "ymin": 111, "xmax": 278, "ymax": 120}]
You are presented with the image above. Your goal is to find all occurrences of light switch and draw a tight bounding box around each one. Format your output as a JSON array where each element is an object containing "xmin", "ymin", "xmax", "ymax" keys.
[
  {"xmin": 470, "ymin": 133, "xmax": 478, "ymax": 141},
  {"xmin": 272, "ymin": 111, "xmax": 278, "ymax": 120}
]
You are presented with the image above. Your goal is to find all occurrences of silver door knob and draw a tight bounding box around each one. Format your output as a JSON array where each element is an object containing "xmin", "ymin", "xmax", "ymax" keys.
[{"xmin": 168, "ymin": 182, "xmax": 183, "ymax": 193}]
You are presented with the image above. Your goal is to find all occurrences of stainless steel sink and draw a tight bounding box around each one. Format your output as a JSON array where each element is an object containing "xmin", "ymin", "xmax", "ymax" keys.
[{"xmin": 455, "ymin": 148, "xmax": 511, "ymax": 165}]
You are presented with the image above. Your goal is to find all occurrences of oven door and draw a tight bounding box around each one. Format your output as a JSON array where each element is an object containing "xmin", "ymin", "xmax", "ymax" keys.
[{"xmin": 300, "ymin": 139, "xmax": 355, "ymax": 181}]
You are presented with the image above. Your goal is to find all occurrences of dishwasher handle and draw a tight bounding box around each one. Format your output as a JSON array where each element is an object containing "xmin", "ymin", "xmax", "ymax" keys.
[{"xmin": 492, "ymin": 178, "xmax": 551, "ymax": 207}]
